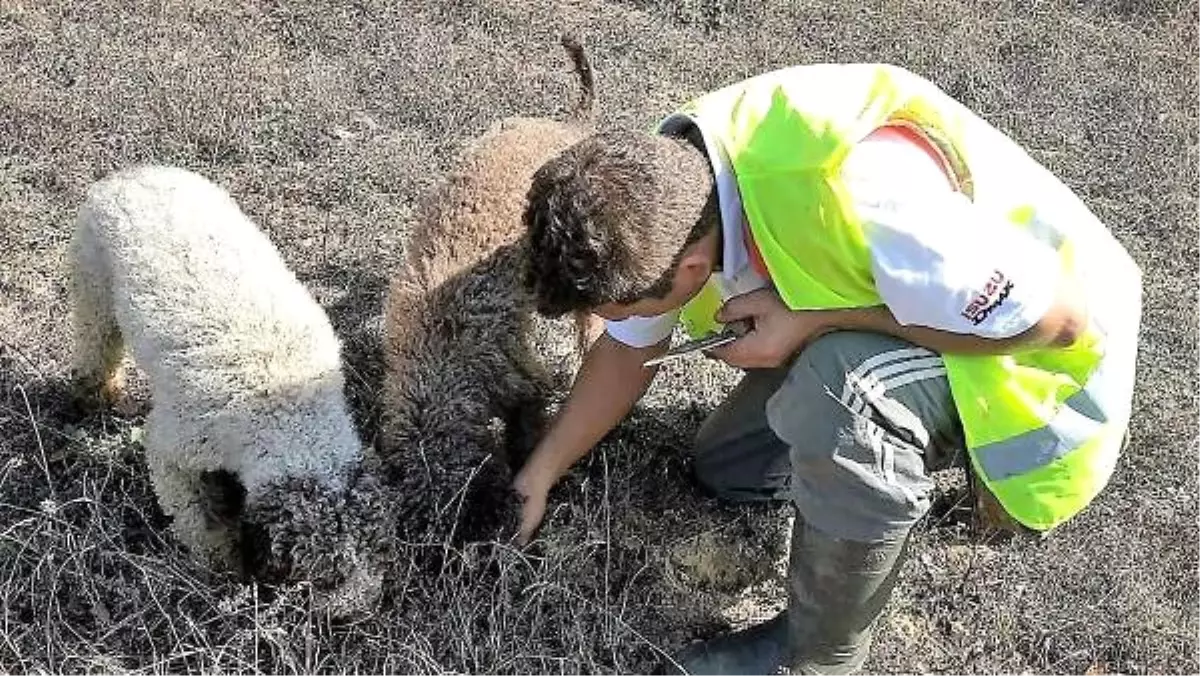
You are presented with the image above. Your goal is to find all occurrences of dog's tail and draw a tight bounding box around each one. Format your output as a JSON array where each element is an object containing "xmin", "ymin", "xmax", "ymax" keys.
[{"xmin": 560, "ymin": 33, "xmax": 596, "ymax": 122}]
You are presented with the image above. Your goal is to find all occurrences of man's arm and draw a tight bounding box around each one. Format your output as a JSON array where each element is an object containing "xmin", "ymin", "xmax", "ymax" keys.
[
  {"xmin": 709, "ymin": 271, "xmax": 1087, "ymax": 370},
  {"xmin": 829, "ymin": 266, "xmax": 1089, "ymax": 354},
  {"xmin": 513, "ymin": 333, "xmax": 668, "ymax": 543}
]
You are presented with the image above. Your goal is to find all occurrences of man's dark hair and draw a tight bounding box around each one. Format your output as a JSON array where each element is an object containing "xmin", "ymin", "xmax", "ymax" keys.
[{"xmin": 522, "ymin": 128, "xmax": 718, "ymax": 317}]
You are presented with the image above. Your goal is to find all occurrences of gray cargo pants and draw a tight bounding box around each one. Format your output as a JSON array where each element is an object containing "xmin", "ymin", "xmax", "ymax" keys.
[{"xmin": 693, "ymin": 331, "xmax": 966, "ymax": 542}]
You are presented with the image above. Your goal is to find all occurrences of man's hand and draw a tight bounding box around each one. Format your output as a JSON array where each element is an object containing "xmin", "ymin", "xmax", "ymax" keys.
[
  {"xmin": 506, "ymin": 334, "xmax": 665, "ymax": 546},
  {"xmin": 708, "ymin": 289, "xmax": 830, "ymax": 369},
  {"xmin": 512, "ymin": 468, "xmax": 550, "ymax": 545}
]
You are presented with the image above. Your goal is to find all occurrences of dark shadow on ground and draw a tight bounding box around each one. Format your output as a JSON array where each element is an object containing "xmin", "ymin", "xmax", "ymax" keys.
[{"xmin": 301, "ymin": 262, "xmax": 392, "ymax": 447}]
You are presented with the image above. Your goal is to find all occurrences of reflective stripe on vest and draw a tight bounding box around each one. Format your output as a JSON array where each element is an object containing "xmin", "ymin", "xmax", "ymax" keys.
[
  {"xmin": 664, "ymin": 63, "xmax": 1135, "ymax": 531},
  {"xmin": 975, "ymin": 385, "xmax": 1106, "ymax": 481}
]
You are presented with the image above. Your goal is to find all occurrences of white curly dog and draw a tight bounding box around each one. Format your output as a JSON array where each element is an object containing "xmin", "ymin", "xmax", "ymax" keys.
[{"xmin": 69, "ymin": 165, "xmax": 391, "ymax": 614}]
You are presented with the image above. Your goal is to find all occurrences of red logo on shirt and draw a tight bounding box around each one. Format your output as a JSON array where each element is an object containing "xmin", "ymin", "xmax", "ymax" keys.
[{"xmin": 961, "ymin": 270, "xmax": 1014, "ymax": 326}]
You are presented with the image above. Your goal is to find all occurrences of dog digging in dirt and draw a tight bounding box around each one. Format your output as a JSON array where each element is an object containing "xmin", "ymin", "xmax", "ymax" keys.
[
  {"xmin": 68, "ymin": 164, "xmax": 395, "ymax": 616},
  {"xmin": 379, "ymin": 35, "xmax": 602, "ymax": 546}
]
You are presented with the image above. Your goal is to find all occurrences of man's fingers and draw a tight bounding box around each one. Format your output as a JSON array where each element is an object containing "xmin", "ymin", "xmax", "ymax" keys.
[
  {"xmin": 706, "ymin": 331, "xmax": 748, "ymax": 358},
  {"xmin": 706, "ymin": 344, "xmax": 730, "ymax": 361},
  {"xmin": 515, "ymin": 497, "xmax": 546, "ymax": 547},
  {"xmin": 716, "ymin": 288, "xmax": 774, "ymax": 323},
  {"xmin": 515, "ymin": 519, "xmax": 536, "ymax": 546},
  {"xmin": 715, "ymin": 296, "xmax": 756, "ymax": 323},
  {"xmin": 707, "ymin": 336, "xmax": 758, "ymax": 368}
]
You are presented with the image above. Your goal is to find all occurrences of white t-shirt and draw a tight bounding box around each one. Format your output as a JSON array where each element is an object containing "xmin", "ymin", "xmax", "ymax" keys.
[{"xmin": 605, "ymin": 118, "xmax": 1062, "ymax": 348}]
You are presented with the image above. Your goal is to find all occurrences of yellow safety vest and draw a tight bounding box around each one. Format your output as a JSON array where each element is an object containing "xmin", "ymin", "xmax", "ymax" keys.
[{"xmin": 668, "ymin": 64, "xmax": 1135, "ymax": 531}]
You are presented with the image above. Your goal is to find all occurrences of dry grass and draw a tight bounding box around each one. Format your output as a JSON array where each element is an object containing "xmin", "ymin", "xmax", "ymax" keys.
[{"xmin": 0, "ymin": 0, "xmax": 1196, "ymax": 673}]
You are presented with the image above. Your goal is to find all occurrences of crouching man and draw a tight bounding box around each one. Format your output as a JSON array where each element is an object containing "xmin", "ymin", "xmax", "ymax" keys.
[{"xmin": 514, "ymin": 63, "xmax": 1142, "ymax": 674}]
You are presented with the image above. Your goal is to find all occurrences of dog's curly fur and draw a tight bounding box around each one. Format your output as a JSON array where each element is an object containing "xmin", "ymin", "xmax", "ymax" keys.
[
  {"xmin": 238, "ymin": 458, "xmax": 396, "ymax": 616},
  {"xmin": 380, "ymin": 35, "xmax": 602, "ymax": 545},
  {"xmin": 69, "ymin": 165, "xmax": 395, "ymax": 615}
]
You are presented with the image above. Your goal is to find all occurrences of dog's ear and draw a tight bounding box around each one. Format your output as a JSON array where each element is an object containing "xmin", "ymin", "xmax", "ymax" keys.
[{"xmin": 236, "ymin": 505, "xmax": 294, "ymax": 583}]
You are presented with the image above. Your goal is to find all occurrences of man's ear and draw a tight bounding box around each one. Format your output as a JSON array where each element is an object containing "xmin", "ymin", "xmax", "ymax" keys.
[{"xmin": 675, "ymin": 235, "xmax": 717, "ymax": 288}]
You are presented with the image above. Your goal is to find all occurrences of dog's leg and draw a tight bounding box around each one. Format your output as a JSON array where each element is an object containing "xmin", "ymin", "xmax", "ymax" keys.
[
  {"xmin": 504, "ymin": 395, "xmax": 550, "ymax": 471},
  {"xmin": 147, "ymin": 457, "xmax": 238, "ymax": 570},
  {"xmin": 68, "ymin": 225, "xmax": 126, "ymax": 411},
  {"xmin": 142, "ymin": 416, "xmax": 239, "ymax": 571},
  {"xmin": 198, "ymin": 469, "xmax": 248, "ymax": 528}
]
